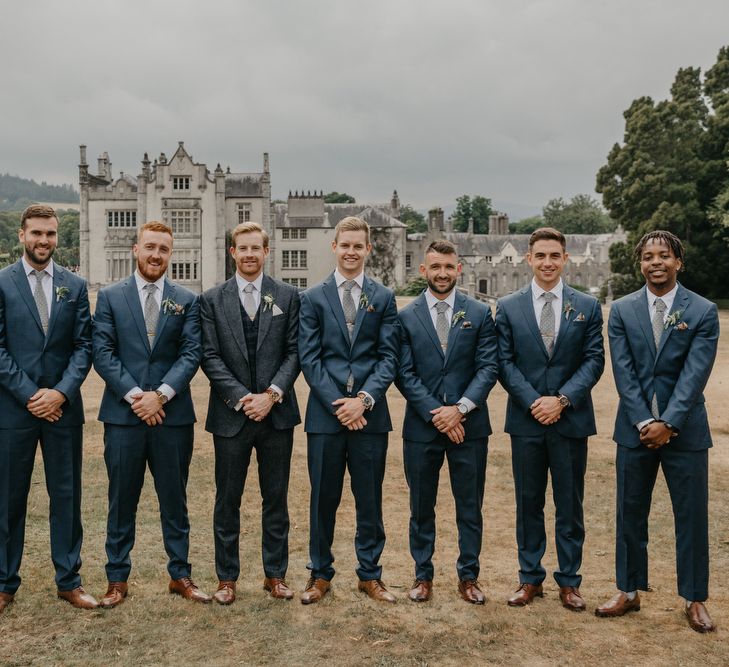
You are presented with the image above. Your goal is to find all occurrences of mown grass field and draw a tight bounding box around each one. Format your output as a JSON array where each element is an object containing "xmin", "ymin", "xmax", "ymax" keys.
[{"xmin": 1, "ymin": 302, "xmax": 728, "ymax": 666}]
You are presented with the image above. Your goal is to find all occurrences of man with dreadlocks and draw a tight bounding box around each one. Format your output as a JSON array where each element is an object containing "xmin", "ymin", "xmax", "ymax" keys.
[{"xmin": 595, "ymin": 230, "xmax": 720, "ymax": 633}]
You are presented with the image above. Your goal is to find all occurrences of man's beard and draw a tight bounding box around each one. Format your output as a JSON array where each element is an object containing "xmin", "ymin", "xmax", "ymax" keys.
[
  {"xmin": 26, "ymin": 244, "xmax": 55, "ymax": 266},
  {"xmin": 427, "ymin": 277, "xmax": 456, "ymax": 295}
]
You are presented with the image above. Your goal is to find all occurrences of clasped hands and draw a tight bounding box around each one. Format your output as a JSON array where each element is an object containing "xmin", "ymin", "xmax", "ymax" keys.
[
  {"xmin": 430, "ymin": 405, "xmax": 465, "ymax": 444},
  {"xmin": 332, "ymin": 397, "xmax": 367, "ymax": 430},
  {"xmin": 240, "ymin": 392, "xmax": 275, "ymax": 422},
  {"xmin": 26, "ymin": 388, "xmax": 65, "ymax": 422},
  {"xmin": 130, "ymin": 391, "xmax": 166, "ymax": 426},
  {"xmin": 639, "ymin": 421, "xmax": 677, "ymax": 449},
  {"xmin": 530, "ymin": 396, "xmax": 564, "ymax": 425}
]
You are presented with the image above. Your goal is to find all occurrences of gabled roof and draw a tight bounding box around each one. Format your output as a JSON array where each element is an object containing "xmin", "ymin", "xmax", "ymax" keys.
[{"xmin": 273, "ymin": 201, "xmax": 404, "ymax": 229}]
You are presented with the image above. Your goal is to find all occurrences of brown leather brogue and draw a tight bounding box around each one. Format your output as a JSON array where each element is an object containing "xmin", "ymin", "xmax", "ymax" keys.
[
  {"xmin": 213, "ymin": 580, "xmax": 236, "ymax": 605},
  {"xmin": 559, "ymin": 586, "xmax": 586, "ymax": 612},
  {"xmin": 169, "ymin": 577, "xmax": 212, "ymax": 603},
  {"xmin": 595, "ymin": 591, "xmax": 641, "ymax": 617},
  {"xmin": 264, "ymin": 577, "xmax": 294, "ymax": 600},
  {"xmin": 685, "ymin": 601, "xmax": 716, "ymax": 633},
  {"xmin": 100, "ymin": 582, "xmax": 128, "ymax": 609},
  {"xmin": 458, "ymin": 579, "xmax": 486, "ymax": 605},
  {"xmin": 358, "ymin": 579, "xmax": 396, "ymax": 603},
  {"xmin": 300, "ymin": 577, "xmax": 330, "ymax": 605},
  {"xmin": 408, "ymin": 580, "xmax": 433, "ymax": 602},
  {"xmin": 507, "ymin": 583, "xmax": 543, "ymax": 607},
  {"xmin": 57, "ymin": 586, "xmax": 99, "ymax": 609},
  {"xmin": 0, "ymin": 591, "xmax": 14, "ymax": 614}
]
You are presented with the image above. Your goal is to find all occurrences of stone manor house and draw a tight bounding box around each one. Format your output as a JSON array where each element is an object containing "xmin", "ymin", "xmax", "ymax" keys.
[{"xmin": 78, "ymin": 143, "xmax": 623, "ymax": 297}]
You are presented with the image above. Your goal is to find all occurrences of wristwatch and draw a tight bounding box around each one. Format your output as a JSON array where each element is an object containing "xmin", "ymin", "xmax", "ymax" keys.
[
  {"xmin": 557, "ymin": 394, "xmax": 570, "ymax": 408},
  {"xmin": 266, "ymin": 388, "xmax": 281, "ymax": 404},
  {"xmin": 456, "ymin": 402, "xmax": 469, "ymax": 415},
  {"xmin": 357, "ymin": 392, "xmax": 374, "ymax": 411},
  {"xmin": 155, "ymin": 390, "xmax": 168, "ymax": 405}
]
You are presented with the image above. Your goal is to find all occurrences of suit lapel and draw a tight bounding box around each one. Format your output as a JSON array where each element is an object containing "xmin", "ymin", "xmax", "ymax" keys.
[
  {"xmin": 10, "ymin": 260, "xmax": 44, "ymax": 335},
  {"xmin": 122, "ymin": 276, "xmax": 151, "ymax": 352},
  {"xmin": 656, "ymin": 284, "xmax": 690, "ymax": 361},
  {"xmin": 444, "ymin": 290, "xmax": 467, "ymax": 364},
  {"xmin": 323, "ymin": 273, "xmax": 350, "ymax": 343},
  {"xmin": 631, "ymin": 287, "xmax": 656, "ymax": 359},
  {"xmin": 551, "ymin": 286, "xmax": 574, "ymax": 357},
  {"xmin": 256, "ymin": 274, "xmax": 275, "ymax": 351},
  {"xmin": 518, "ymin": 287, "xmax": 549, "ymax": 358},
  {"xmin": 413, "ymin": 292, "xmax": 444, "ymax": 359},
  {"xmin": 350, "ymin": 275, "xmax": 373, "ymax": 345},
  {"xmin": 223, "ymin": 277, "xmax": 248, "ymax": 361},
  {"xmin": 45, "ymin": 263, "xmax": 65, "ymax": 341}
]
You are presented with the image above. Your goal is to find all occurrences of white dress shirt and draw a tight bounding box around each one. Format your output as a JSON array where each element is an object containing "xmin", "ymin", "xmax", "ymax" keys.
[
  {"xmin": 123, "ymin": 271, "xmax": 175, "ymax": 405},
  {"xmin": 22, "ymin": 256, "xmax": 54, "ymax": 320},
  {"xmin": 530, "ymin": 278, "xmax": 564, "ymax": 341},
  {"xmin": 424, "ymin": 288, "xmax": 476, "ymax": 413}
]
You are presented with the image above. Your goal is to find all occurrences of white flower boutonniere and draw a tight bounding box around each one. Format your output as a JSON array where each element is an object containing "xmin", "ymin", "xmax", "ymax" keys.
[
  {"xmin": 665, "ymin": 310, "xmax": 684, "ymax": 330},
  {"xmin": 452, "ymin": 310, "xmax": 466, "ymax": 328},
  {"xmin": 55, "ymin": 286, "xmax": 70, "ymax": 303},
  {"xmin": 359, "ymin": 292, "xmax": 369, "ymax": 310},
  {"xmin": 563, "ymin": 301, "xmax": 575, "ymax": 320},
  {"xmin": 161, "ymin": 297, "xmax": 185, "ymax": 315},
  {"xmin": 262, "ymin": 293, "xmax": 275, "ymax": 312}
]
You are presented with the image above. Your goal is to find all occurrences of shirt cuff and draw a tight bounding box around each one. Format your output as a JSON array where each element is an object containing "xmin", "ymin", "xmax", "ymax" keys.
[
  {"xmin": 636, "ymin": 418, "xmax": 655, "ymax": 431},
  {"xmin": 269, "ymin": 384, "xmax": 284, "ymax": 403},
  {"xmin": 457, "ymin": 396, "xmax": 476, "ymax": 413},
  {"xmin": 124, "ymin": 386, "xmax": 143, "ymax": 405},
  {"xmin": 234, "ymin": 390, "xmax": 253, "ymax": 411},
  {"xmin": 157, "ymin": 384, "xmax": 176, "ymax": 401}
]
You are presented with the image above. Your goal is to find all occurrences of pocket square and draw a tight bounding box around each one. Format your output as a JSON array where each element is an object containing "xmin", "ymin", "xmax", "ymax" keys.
[
  {"xmin": 461, "ymin": 321, "xmax": 472, "ymax": 329},
  {"xmin": 272, "ymin": 304, "xmax": 284, "ymax": 316},
  {"xmin": 575, "ymin": 313, "xmax": 585, "ymax": 322}
]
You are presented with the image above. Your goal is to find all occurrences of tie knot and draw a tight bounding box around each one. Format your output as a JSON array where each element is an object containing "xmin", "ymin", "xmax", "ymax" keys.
[
  {"xmin": 31, "ymin": 269, "xmax": 47, "ymax": 279},
  {"xmin": 435, "ymin": 301, "xmax": 449, "ymax": 314},
  {"xmin": 143, "ymin": 283, "xmax": 157, "ymax": 294},
  {"xmin": 243, "ymin": 284, "xmax": 255, "ymax": 294},
  {"xmin": 542, "ymin": 291, "xmax": 557, "ymax": 302},
  {"xmin": 342, "ymin": 280, "xmax": 356, "ymax": 293},
  {"xmin": 654, "ymin": 298, "xmax": 666, "ymax": 313}
]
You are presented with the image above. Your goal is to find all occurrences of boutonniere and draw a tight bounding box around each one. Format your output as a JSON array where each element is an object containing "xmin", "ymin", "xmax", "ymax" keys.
[
  {"xmin": 262, "ymin": 293, "xmax": 275, "ymax": 312},
  {"xmin": 367, "ymin": 305, "xmax": 376, "ymax": 313},
  {"xmin": 575, "ymin": 312, "xmax": 585, "ymax": 322},
  {"xmin": 161, "ymin": 297, "xmax": 185, "ymax": 315},
  {"xmin": 562, "ymin": 301, "xmax": 575, "ymax": 320},
  {"xmin": 55, "ymin": 286, "xmax": 70, "ymax": 303},
  {"xmin": 664, "ymin": 310, "xmax": 684, "ymax": 329},
  {"xmin": 359, "ymin": 292, "xmax": 369, "ymax": 310},
  {"xmin": 451, "ymin": 310, "xmax": 466, "ymax": 327},
  {"xmin": 461, "ymin": 321, "xmax": 472, "ymax": 329}
]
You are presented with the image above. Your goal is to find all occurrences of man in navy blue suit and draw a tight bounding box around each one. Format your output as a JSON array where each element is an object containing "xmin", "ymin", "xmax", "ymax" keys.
[
  {"xmin": 0, "ymin": 205, "xmax": 97, "ymax": 613},
  {"xmin": 397, "ymin": 240, "xmax": 498, "ymax": 604},
  {"xmin": 496, "ymin": 227, "xmax": 604, "ymax": 612},
  {"xmin": 298, "ymin": 216, "xmax": 399, "ymax": 604},
  {"xmin": 93, "ymin": 221, "xmax": 209, "ymax": 607},
  {"xmin": 595, "ymin": 231, "xmax": 719, "ymax": 633}
]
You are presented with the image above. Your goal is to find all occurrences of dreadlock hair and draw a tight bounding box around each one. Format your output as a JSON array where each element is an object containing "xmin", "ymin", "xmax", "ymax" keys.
[{"xmin": 633, "ymin": 230, "xmax": 685, "ymax": 268}]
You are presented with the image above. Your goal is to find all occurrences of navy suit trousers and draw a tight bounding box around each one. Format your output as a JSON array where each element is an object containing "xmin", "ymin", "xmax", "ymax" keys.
[
  {"xmin": 511, "ymin": 432, "xmax": 587, "ymax": 587},
  {"xmin": 0, "ymin": 425, "xmax": 83, "ymax": 593},
  {"xmin": 307, "ymin": 431, "xmax": 388, "ymax": 581},
  {"xmin": 404, "ymin": 435, "xmax": 488, "ymax": 582},
  {"xmin": 616, "ymin": 444, "xmax": 709, "ymax": 601},
  {"xmin": 103, "ymin": 423, "xmax": 194, "ymax": 582}
]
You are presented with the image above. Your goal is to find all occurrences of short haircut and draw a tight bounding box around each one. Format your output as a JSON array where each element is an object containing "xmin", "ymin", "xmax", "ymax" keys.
[
  {"xmin": 231, "ymin": 221, "xmax": 269, "ymax": 248},
  {"xmin": 21, "ymin": 204, "xmax": 58, "ymax": 229},
  {"xmin": 425, "ymin": 239, "xmax": 458, "ymax": 257},
  {"xmin": 633, "ymin": 230, "xmax": 685, "ymax": 267},
  {"xmin": 334, "ymin": 216, "xmax": 370, "ymax": 244},
  {"xmin": 138, "ymin": 220, "xmax": 173, "ymax": 241},
  {"xmin": 529, "ymin": 227, "xmax": 566, "ymax": 251}
]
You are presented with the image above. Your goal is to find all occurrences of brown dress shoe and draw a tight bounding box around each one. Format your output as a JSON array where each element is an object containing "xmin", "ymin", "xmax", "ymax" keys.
[
  {"xmin": 100, "ymin": 582, "xmax": 128, "ymax": 609},
  {"xmin": 57, "ymin": 586, "xmax": 99, "ymax": 610},
  {"xmin": 595, "ymin": 591, "xmax": 641, "ymax": 617},
  {"xmin": 408, "ymin": 580, "xmax": 433, "ymax": 602},
  {"xmin": 507, "ymin": 583, "xmax": 543, "ymax": 607},
  {"xmin": 301, "ymin": 577, "xmax": 330, "ymax": 605},
  {"xmin": 458, "ymin": 579, "xmax": 486, "ymax": 605},
  {"xmin": 358, "ymin": 579, "xmax": 396, "ymax": 603},
  {"xmin": 264, "ymin": 577, "xmax": 294, "ymax": 600},
  {"xmin": 0, "ymin": 591, "xmax": 14, "ymax": 614},
  {"xmin": 213, "ymin": 581, "xmax": 236, "ymax": 605},
  {"xmin": 169, "ymin": 577, "xmax": 212, "ymax": 603},
  {"xmin": 559, "ymin": 586, "xmax": 586, "ymax": 612},
  {"xmin": 685, "ymin": 601, "xmax": 716, "ymax": 633}
]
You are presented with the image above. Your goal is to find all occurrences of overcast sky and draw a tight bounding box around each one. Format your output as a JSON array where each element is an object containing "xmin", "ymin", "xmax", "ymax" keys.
[{"xmin": 2, "ymin": 0, "xmax": 728, "ymax": 219}]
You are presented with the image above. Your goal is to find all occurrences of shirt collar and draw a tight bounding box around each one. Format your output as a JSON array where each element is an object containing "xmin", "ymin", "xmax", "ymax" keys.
[
  {"xmin": 22, "ymin": 256, "xmax": 55, "ymax": 278},
  {"xmin": 334, "ymin": 269, "xmax": 364, "ymax": 289},
  {"xmin": 235, "ymin": 272, "xmax": 264, "ymax": 293},
  {"xmin": 646, "ymin": 283, "xmax": 678, "ymax": 306},
  {"xmin": 424, "ymin": 288, "xmax": 456, "ymax": 312},
  {"xmin": 134, "ymin": 270, "xmax": 165, "ymax": 294},
  {"xmin": 531, "ymin": 277, "xmax": 563, "ymax": 301}
]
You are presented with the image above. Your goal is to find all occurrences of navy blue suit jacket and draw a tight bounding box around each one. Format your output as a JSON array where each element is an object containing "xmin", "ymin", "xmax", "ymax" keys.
[
  {"xmin": 92, "ymin": 276, "xmax": 201, "ymax": 426},
  {"xmin": 396, "ymin": 290, "xmax": 498, "ymax": 442},
  {"xmin": 496, "ymin": 284, "xmax": 604, "ymax": 438},
  {"xmin": 298, "ymin": 273, "xmax": 399, "ymax": 434},
  {"xmin": 0, "ymin": 260, "xmax": 91, "ymax": 428},
  {"xmin": 608, "ymin": 284, "xmax": 718, "ymax": 450}
]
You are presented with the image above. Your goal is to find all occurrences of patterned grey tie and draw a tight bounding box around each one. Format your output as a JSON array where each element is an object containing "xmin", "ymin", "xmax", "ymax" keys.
[
  {"xmin": 435, "ymin": 301, "xmax": 449, "ymax": 351},
  {"xmin": 143, "ymin": 283, "xmax": 159, "ymax": 346},
  {"xmin": 539, "ymin": 292, "xmax": 557, "ymax": 356},
  {"xmin": 31, "ymin": 269, "xmax": 49, "ymax": 335},
  {"xmin": 342, "ymin": 280, "xmax": 357, "ymax": 341},
  {"xmin": 243, "ymin": 283, "xmax": 257, "ymax": 321},
  {"xmin": 651, "ymin": 298, "xmax": 667, "ymax": 417}
]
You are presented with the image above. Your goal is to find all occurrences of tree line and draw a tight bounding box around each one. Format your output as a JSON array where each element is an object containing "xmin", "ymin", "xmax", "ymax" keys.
[{"xmin": 0, "ymin": 174, "xmax": 78, "ymax": 211}]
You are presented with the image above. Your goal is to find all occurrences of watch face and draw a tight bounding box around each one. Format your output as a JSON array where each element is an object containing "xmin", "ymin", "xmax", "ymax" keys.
[{"xmin": 458, "ymin": 403, "xmax": 468, "ymax": 414}]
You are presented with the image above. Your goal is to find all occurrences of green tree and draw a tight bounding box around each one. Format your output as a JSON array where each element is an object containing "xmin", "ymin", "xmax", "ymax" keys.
[
  {"xmin": 396, "ymin": 275, "xmax": 427, "ymax": 296},
  {"xmin": 542, "ymin": 194, "xmax": 616, "ymax": 234},
  {"xmin": 509, "ymin": 215, "xmax": 543, "ymax": 234},
  {"xmin": 451, "ymin": 195, "xmax": 493, "ymax": 233},
  {"xmin": 399, "ymin": 204, "xmax": 427, "ymax": 234},
  {"xmin": 324, "ymin": 191, "xmax": 356, "ymax": 204}
]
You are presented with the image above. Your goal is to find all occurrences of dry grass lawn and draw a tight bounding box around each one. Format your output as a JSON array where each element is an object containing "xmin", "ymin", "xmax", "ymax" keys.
[{"xmin": 1, "ymin": 300, "xmax": 728, "ymax": 666}]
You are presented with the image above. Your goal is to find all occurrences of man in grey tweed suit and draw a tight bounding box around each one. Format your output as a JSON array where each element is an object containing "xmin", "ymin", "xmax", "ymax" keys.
[{"xmin": 200, "ymin": 222, "xmax": 301, "ymax": 605}]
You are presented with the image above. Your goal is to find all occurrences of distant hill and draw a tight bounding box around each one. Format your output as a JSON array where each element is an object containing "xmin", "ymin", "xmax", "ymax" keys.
[{"xmin": 0, "ymin": 173, "xmax": 79, "ymax": 211}]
